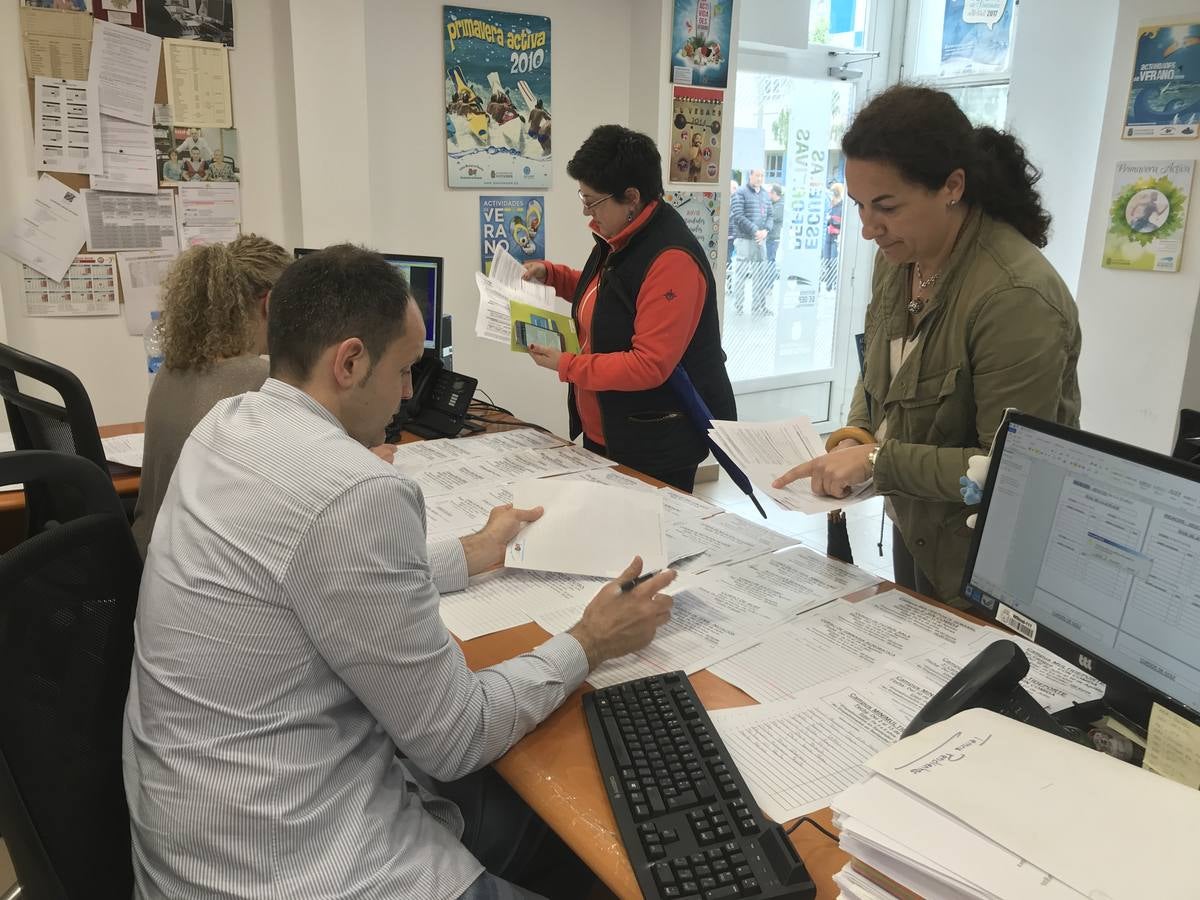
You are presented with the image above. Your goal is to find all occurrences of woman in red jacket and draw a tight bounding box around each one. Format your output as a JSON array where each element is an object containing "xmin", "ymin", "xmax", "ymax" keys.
[{"xmin": 522, "ymin": 125, "xmax": 735, "ymax": 492}]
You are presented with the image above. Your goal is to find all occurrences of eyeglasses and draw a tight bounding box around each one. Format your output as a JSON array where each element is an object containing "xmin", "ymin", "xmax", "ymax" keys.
[{"xmin": 578, "ymin": 191, "xmax": 613, "ymax": 212}]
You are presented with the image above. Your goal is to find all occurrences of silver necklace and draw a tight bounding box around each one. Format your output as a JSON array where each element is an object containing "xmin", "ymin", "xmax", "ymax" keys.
[{"xmin": 907, "ymin": 262, "xmax": 941, "ymax": 316}]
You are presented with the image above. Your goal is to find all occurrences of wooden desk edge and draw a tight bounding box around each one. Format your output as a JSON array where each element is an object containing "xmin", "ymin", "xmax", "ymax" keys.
[{"xmin": 0, "ymin": 422, "xmax": 144, "ymax": 513}]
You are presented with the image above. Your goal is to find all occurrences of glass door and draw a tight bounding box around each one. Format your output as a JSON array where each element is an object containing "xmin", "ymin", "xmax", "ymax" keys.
[{"xmin": 724, "ymin": 72, "xmax": 857, "ymax": 427}]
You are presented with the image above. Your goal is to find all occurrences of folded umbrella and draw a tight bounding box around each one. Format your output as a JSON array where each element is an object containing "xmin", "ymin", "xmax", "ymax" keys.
[
  {"xmin": 667, "ymin": 366, "xmax": 767, "ymax": 519},
  {"xmin": 826, "ymin": 509, "xmax": 853, "ymax": 564}
]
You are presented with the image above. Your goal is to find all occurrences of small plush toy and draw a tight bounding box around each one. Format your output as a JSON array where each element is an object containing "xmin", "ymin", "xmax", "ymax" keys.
[{"xmin": 960, "ymin": 453, "xmax": 991, "ymax": 528}]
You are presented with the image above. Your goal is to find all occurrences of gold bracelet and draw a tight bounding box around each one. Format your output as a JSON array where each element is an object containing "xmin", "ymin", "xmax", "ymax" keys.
[{"xmin": 824, "ymin": 426, "xmax": 876, "ymax": 453}]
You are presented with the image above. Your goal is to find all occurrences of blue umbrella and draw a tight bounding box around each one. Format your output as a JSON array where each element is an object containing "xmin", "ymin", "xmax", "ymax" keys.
[{"xmin": 667, "ymin": 366, "xmax": 767, "ymax": 519}]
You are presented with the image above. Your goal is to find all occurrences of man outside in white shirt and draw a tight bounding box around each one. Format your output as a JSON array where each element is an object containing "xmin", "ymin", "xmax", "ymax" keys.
[{"xmin": 123, "ymin": 244, "xmax": 677, "ymax": 899}]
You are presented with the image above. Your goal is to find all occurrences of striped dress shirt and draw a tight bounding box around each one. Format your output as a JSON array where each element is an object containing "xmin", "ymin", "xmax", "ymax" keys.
[{"xmin": 122, "ymin": 378, "xmax": 589, "ymax": 899}]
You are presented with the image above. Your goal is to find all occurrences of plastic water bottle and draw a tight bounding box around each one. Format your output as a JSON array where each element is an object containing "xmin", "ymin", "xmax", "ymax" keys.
[{"xmin": 144, "ymin": 310, "xmax": 164, "ymax": 385}]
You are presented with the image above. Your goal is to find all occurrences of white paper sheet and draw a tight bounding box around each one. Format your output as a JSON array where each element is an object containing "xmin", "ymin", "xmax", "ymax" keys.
[
  {"xmin": 0, "ymin": 174, "xmax": 87, "ymax": 282},
  {"xmin": 90, "ymin": 19, "xmax": 161, "ymax": 124},
  {"xmin": 474, "ymin": 248, "xmax": 566, "ymax": 345},
  {"xmin": 413, "ymin": 445, "xmax": 613, "ymax": 498},
  {"xmin": 710, "ymin": 417, "xmax": 877, "ymax": 514},
  {"xmin": 91, "ymin": 115, "xmax": 158, "ymax": 193},
  {"xmin": 116, "ymin": 249, "xmax": 176, "ymax": 335},
  {"xmin": 710, "ymin": 590, "xmax": 977, "ymax": 703},
  {"xmin": 506, "ymin": 479, "xmax": 666, "ymax": 578},
  {"xmin": 424, "ymin": 484, "xmax": 514, "ymax": 541},
  {"xmin": 101, "ymin": 432, "xmax": 144, "ymax": 468},
  {"xmin": 391, "ymin": 428, "xmax": 566, "ymax": 475},
  {"xmin": 175, "ymin": 182, "xmax": 241, "ymax": 246},
  {"xmin": 34, "ymin": 77, "xmax": 103, "ymax": 176},
  {"xmin": 83, "ymin": 189, "xmax": 178, "ymax": 252},
  {"xmin": 440, "ymin": 567, "xmax": 607, "ymax": 641},
  {"xmin": 711, "ymin": 669, "xmax": 933, "ymax": 821},
  {"xmin": 668, "ymin": 511, "xmax": 798, "ymax": 573}
]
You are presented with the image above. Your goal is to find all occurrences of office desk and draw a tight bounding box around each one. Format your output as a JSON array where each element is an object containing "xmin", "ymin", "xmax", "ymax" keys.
[
  {"xmin": 0, "ymin": 422, "xmax": 144, "ymax": 552},
  {"xmin": 461, "ymin": 620, "xmax": 860, "ymax": 899}
]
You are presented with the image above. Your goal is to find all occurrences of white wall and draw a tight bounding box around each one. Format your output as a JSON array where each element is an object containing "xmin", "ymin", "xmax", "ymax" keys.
[
  {"xmin": 1074, "ymin": 2, "xmax": 1200, "ymax": 451},
  {"xmin": 0, "ymin": 0, "xmax": 301, "ymax": 427},
  {"xmin": 1007, "ymin": 0, "xmax": 1117, "ymax": 297}
]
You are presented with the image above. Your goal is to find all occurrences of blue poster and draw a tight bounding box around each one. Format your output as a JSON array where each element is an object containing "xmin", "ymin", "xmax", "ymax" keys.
[
  {"xmin": 669, "ymin": 0, "xmax": 732, "ymax": 89},
  {"xmin": 444, "ymin": 6, "xmax": 552, "ymax": 188},
  {"xmin": 1124, "ymin": 22, "xmax": 1200, "ymax": 140},
  {"xmin": 940, "ymin": 0, "xmax": 1013, "ymax": 76},
  {"xmin": 479, "ymin": 195, "xmax": 544, "ymax": 274}
]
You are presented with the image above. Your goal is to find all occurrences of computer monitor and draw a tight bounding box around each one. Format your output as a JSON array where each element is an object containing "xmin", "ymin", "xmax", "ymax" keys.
[
  {"xmin": 292, "ymin": 249, "xmax": 443, "ymax": 356},
  {"xmin": 962, "ymin": 411, "xmax": 1200, "ymax": 731}
]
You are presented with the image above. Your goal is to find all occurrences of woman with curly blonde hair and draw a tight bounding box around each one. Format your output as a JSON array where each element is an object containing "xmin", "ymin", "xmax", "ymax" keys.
[{"xmin": 132, "ymin": 234, "xmax": 290, "ymax": 556}]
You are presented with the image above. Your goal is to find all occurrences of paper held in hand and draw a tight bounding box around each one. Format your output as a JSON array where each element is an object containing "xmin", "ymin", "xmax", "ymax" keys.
[
  {"xmin": 505, "ymin": 478, "xmax": 667, "ymax": 579},
  {"xmin": 708, "ymin": 417, "xmax": 875, "ymax": 515},
  {"xmin": 474, "ymin": 248, "xmax": 579, "ymax": 352}
]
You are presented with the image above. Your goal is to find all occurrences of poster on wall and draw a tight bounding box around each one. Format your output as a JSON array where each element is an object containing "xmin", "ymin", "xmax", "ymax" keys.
[
  {"xmin": 1123, "ymin": 22, "xmax": 1200, "ymax": 139},
  {"xmin": 669, "ymin": 0, "xmax": 732, "ymax": 88},
  {"xmin": 940, "ymin": 0, "xmax": 1014, "ymax": 76},
  {"xmin": 1102, "ymin": 159, "xmax": 1194, "ymax": 273},
  {"xmin": 663, "ymin": 190, "xmax": 720, "ymax": 266},
  {"xmin": 668, "ymin": 86, "xmax": 723, "ymax": 185},
  {"xmin": 444, "ymin": 6, "xmax": 551, "ymax": 189},
  {"xmin": 479, "ymin": 196, "xmax": 544, "ymax": 274}
]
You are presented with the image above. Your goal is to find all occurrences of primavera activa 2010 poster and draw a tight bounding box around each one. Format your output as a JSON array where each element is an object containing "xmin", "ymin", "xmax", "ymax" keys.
[
  {"xmin": 1103, "ymin": 160, "xmax": 1194, "ymax": 273},
  {"xmin": 444, "ymin": 6, "xmax": 551, "ymax": 189}
]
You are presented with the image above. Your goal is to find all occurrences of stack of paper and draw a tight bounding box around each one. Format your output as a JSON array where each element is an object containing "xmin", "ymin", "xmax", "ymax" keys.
[
  {"xmin": 708, "ymin": 417, "xmax": 874, "ymax": 514},
  {"xmin": 474, "ymin": 248, "xmax": 579, "ymax": 351},
  {"xmin": 830, "ymin": 708, "xmax": 1200, "ymax": 900}
]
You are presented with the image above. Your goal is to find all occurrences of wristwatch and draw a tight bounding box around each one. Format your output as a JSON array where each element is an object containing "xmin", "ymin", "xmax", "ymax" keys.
[{"xmin": 867, "ymin": 446, "xmax": 880, "ymax": 476}]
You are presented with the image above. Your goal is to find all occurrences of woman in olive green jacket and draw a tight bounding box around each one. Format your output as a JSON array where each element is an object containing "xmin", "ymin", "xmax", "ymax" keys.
[{"xmin": 775, "ymin": 85, "xmax": 1081, "ymax": 605}]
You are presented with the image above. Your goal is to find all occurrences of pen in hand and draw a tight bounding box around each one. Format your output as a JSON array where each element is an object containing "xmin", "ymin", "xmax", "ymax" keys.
[{"xmin": 619, "ymin": 570, "xmax": 660, "ymax": 592}]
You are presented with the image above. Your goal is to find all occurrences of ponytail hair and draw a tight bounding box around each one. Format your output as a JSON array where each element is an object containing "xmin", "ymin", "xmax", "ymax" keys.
[
  {"xmin": 841, "ymin": 84, "xmax": 1051, "ymax": 247},
  {"xmin": 160, "ymin": 234, "xmax": 292, "ymax": 371}
]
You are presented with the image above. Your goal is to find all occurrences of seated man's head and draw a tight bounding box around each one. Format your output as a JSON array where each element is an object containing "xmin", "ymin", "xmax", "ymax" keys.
[{"xmin": 268, "ymin": 245, "xmax": 426, "ymax": 447}]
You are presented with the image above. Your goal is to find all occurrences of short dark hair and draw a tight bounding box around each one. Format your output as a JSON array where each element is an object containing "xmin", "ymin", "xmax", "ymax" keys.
[
  {"xmin": 567, "ymin": 125, "xmax": 663, "ymax": 202},
  {"xmin": 842, "ymin": 84, "xmax": 1051, "ymax": 247},
  {"xmin": 267, "ymin": 244, "xmax": 414, "ymax": 381}
]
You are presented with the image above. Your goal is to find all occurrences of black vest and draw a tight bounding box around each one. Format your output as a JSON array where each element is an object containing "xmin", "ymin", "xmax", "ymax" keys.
[{"xmin": 568, "ymin": 202, "xmax": 736, "ymax": 473}]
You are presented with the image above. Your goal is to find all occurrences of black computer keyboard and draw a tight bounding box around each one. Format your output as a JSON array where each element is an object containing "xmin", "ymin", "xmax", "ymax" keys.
[{"xmin": 584, "ymin": 672, "xmax": 815, "ymax": 900}]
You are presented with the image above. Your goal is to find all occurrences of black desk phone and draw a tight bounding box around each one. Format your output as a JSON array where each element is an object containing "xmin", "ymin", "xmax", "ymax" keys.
[
  {"xmin": 902, "ymin": 639, "xmax": 1075, "ymax": 741},
  {"xmin": 386, "ymin": 357, "xmax": 478, "ymax": 441}
]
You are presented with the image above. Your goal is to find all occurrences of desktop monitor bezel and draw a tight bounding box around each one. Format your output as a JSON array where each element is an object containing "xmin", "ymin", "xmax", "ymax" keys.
[
  {"xmin": 292, "ymin": 248, "xmax": 443, "ymax": 357},
  {"xmin": 961, "ymin": 410, "xmax": 1200, "ymax": 731}
]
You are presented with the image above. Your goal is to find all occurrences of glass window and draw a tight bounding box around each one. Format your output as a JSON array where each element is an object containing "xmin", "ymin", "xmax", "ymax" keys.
[
  {"xmin": 907, "ymin": 0, "xmax": 1016, "ymax": 78},
  {"xmin": 809, "ymin": 0, "xmax": 867, "ymax": 49}
]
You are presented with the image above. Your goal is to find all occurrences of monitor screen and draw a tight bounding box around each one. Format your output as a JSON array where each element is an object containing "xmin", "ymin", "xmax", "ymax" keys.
[
  {"xmin": 963, "ymin": 413, "xmax": 1200, "ymax": 723},
  {"xmin": 292, "ymin": 249, "xmax": 442, "ymax": 353}
]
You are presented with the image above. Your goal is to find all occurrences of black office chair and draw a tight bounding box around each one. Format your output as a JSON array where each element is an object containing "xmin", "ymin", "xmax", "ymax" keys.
[
  {"xmin": 0, "ymin": 343, "xmax": 118, "ymax": 536},
  {"xmin": 0, "ymin": 451, "xmax": 140, "ymax": 900},
  {"xmin": 1172, "ymin": 408, "xmax": 1200, "ymax": 466}
]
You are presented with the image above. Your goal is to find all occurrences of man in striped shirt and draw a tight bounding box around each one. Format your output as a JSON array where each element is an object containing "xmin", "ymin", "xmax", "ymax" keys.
[{"xmin": 123, "ymin": 245, "xmax": 676, "ymax": 899}]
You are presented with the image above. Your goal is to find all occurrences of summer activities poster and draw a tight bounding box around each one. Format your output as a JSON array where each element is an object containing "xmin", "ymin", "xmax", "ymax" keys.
[
  {"xmin": 669, "ymin": 0, "xmax": 732, "ymax": 88},
  {"xmin": 444, "ymin": 6, "xmax": 552, "ymax": 188},
  {"xmin": 1103, "ymin": 160, "xmax": 1194, "ymax": 273},
  {"xmin": 1123, "ymin": 21, "xmax": 1200, "ymax": 139},
  {"xmin": 479, "ymin": 195, "xmax": 544, "ymax": 274}
]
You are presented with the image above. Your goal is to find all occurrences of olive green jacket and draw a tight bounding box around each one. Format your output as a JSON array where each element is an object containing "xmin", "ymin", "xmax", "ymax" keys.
[{"xmin": 847, "ymin": 208, "xmax": 1081, "ymax": 604}]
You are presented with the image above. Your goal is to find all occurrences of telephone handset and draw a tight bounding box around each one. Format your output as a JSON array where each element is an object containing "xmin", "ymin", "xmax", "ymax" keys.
[
  {"xmin": 902, "ymin": 639, "xmax": 1072, "ymax": 740},
  {"xmin": 386, "ymin": 356, "xmax": 478, "ymax": 441}
]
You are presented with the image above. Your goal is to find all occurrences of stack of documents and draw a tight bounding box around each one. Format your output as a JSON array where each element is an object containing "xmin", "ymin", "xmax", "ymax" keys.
[
  {"xmin": 708, "ymin": 417, "xmax": 874, "ymax": 514},
  {"xmin": 830, "ymin": 708, "xmax": 1200, "ymax": 900},
  {"xmin": 474, "ymin": 248, "xmax": 579, "ymax": 352}
]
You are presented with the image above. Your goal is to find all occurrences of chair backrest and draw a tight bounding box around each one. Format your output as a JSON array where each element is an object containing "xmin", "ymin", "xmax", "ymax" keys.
[
  {"xmin": 1173, "ymin": 409, "xmax": 1200, "ymax": 465},
  {"xmin": 0, "ymin": 344, "xmax": 108, "ymax": 535},
  {"xmin": 0, "ymin": 451, "xmax": 139, "ymax": 900}
]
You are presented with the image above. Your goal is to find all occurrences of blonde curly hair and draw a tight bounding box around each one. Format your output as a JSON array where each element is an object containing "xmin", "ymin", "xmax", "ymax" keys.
[{"xmin": 160, "ymin": 234, "xmax": 292, "ymax": 371}]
